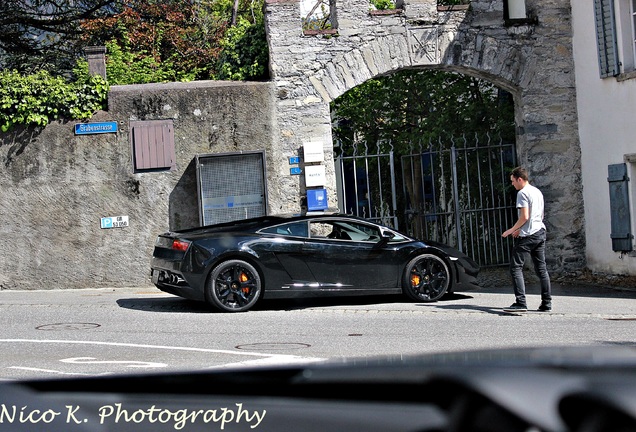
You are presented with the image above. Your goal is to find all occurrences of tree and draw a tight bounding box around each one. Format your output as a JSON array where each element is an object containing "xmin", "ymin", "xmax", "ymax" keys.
[
  {"xmin": 79, "ymin": 0, "xmax": 227, "ymax": 82},
  {"xmin": 216, "ymin": 6, "xmax": 269, "ymax": 81},
  {"xmin": 79, "ymin": 0, "xmax": 268, "ymax": 83},
  {"xmin": 0, "ymin": 0, "xmax": 120, "ymax": 74},
  {"xmin": 1, "ymin": 0, "xmax": 269, "ymax": 83},
  {"xmin": 331, "ymin": 69, "xmax": 515, "ymax": 155},
  {"xmin": 331, "ymin": 69, "xmax": 516, "ymax": 238}
]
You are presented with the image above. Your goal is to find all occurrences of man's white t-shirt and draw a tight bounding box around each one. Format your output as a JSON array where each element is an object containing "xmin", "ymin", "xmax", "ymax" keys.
[{"xmin": 516, "ymin": 183, "xmax": 545, "ymax": 237}]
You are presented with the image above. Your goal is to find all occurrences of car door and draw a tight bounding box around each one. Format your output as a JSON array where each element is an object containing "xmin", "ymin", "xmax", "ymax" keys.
[
  {"xmin": 256, "ymin": 221, "xmax": 316, "ymax": 283},
  {"xmin": 300, "ymin": 219, "xmax": 402, "ymax": 291}
]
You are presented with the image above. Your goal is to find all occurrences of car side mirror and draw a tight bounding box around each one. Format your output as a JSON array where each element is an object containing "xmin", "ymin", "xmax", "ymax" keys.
[{"xmin": 376, "ymin": 231, "xmax": 395, "ymax": 248}]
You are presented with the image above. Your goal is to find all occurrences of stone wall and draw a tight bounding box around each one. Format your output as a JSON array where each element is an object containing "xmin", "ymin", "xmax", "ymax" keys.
[
  {"xmin": 264, "ymin": 0, "xmax": 585, "ymax": 272},
  {"xmin": 0, "ymin": 0, "xmax": 586, "ymax": 290},
  {"xmin": 0, "ymin": 81, "xmax": 275, "ymax": 290}
]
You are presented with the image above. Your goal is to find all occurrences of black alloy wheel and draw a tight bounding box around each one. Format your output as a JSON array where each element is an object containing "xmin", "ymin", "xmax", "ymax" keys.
[
  {"xmin": 206, "ymin": 259, "xmax": 262, "ymax": 312},
  {"xmin": 402, "ymin": 254, "xmax": 450, "ymax": 302}
]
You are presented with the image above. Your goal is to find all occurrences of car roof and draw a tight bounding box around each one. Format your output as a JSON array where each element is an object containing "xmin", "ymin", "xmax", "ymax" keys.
[{"xmin": 172, "ymin": 212, "xmax": 391, "ymax": 235}]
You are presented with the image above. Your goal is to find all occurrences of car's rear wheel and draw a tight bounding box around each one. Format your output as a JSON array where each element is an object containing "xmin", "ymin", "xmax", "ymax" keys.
[
  {"xmin": 402, "ymin": 254, "xmax": 450, "ymax": 302},
  {"xmin": 205, "ymin": 259, "xmax": 262, "ymax": 312}
]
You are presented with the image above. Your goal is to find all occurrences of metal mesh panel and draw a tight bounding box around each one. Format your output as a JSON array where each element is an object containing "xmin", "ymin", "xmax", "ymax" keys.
[{"xmin": 198, "ymin": 153, "xmax": 266, "ymax": 225}]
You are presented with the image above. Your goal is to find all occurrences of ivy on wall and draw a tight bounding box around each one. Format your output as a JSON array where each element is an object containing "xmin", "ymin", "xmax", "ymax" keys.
[{"xmin": 0, "ymin": 69, "xmax": 108, "ymax": 132}]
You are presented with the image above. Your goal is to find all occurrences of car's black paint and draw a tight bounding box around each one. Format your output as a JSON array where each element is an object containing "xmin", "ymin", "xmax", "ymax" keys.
[{"xmin": 150, "ymin": 213, "xmax": 480, "ymax": 312}]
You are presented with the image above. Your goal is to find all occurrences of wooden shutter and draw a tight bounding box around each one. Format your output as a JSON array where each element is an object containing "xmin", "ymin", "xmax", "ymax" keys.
[
  {"xmin": 130, "ymin": 120, "xmax": 176, "ymax": 171},
  {"xmin": 608, "ymin": 163, "xmax": 633, "ymax": 252},
  {"xmin": 594, "ymin": 0, "xmax": 620, "ymax": 78}
]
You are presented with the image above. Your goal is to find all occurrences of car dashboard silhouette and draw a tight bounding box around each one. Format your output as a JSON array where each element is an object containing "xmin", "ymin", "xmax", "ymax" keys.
[{"xmin": 1, "ymin": 345, "xmax": 635, "ymax": 432}]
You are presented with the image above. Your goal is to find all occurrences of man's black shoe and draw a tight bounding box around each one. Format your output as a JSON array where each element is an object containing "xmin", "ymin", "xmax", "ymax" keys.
[
  {"xmin": 538, "ymin": 303, "xmax": 552, "ymax": 312},
  {"xmin": 503, "ymin": 303, "xmax": 527, "ymax": 312}
]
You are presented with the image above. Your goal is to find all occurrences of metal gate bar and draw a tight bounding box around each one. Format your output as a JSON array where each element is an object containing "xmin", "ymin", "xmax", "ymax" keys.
[
  {"xmin": 335, "ymin": 143, "xmax": 398, "ymax": 229},
  {"xmin": 401, "ymin": 135, "xmax": 517, "ymax": 267}
]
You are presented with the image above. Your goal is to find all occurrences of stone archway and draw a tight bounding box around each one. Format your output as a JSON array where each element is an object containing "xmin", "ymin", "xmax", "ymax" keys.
[{"xmin": 264, "ymin": 0, "xmax": 584, "ymax": 271}]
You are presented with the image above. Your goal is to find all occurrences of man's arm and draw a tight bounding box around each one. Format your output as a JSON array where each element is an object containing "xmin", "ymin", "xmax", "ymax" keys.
[{"xmin": 502, "ymin": 207, "xmax": 529, "ymax": 238}]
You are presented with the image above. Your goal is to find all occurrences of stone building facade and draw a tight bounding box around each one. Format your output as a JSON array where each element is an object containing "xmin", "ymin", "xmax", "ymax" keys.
[
  {"xmin": 264, "ymin": 0, "xmax": 584, "ymax": 271},
  {"xmin": 0, "ymin": 81, "xmax": 276, "ymax": 290},
  {"xmin": 0, "ymin": 0, "xmax": 583, "ymax": 290}
]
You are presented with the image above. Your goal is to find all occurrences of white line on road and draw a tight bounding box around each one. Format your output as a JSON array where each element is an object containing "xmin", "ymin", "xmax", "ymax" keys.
[
  {"xmin": 8, "ymin": 367, "xmax": 98, "ymax": 376},
  {"xmin": 60, "ymin": 357, "xmax": 167, "ymax": 368},
  {"xmin": 0, "ymin": 339, "xmax": 326, "ymax": 368}
]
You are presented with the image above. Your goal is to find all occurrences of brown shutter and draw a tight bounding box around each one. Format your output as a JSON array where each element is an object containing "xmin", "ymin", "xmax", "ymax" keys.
[{"xmin": 130, "ymin": 120, "xmax": 176, "ymax": 171}]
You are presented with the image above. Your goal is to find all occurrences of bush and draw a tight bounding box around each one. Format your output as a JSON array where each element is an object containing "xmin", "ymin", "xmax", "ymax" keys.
[{"xmin": 0, "ymin": 69, "xmax": 108, "ymax": 132}]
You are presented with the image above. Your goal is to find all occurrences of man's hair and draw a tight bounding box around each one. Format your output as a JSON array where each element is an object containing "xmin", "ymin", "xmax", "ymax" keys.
[{"xmin": 511, "ymin": 166, "xmax": 529, "ymax": 181}]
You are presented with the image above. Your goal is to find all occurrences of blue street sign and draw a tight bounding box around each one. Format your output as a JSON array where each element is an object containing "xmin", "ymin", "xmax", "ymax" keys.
[
  {"xmin": 289, "ymin": 156, "xmax": 300, "ymax": 165},
  {"xmin": 75, "ymin": 121, "xmax": 118, "ymax": 135},
  {"xmin": 290, "ymin": 167, "xmax": 302, "ymax": 175}
]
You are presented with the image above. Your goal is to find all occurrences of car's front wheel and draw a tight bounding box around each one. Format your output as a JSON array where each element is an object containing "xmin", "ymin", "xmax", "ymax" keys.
[
  {"xmin": 205, "ymin": 259, "xmax": 262, "ymax": 312},
  {"xmin": 402, "ymin": 254, "xmax": 450, "ymax": 302}
]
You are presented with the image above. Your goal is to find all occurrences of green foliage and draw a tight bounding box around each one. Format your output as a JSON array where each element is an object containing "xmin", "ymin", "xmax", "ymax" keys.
[
  {"xmin": 302, "ymin": 1, "xmax": 334, "ymax": 31},
  {"xmin": 0, "ymin": 69, "xmax": 108, "ymax": 132},
  {"xmin": 101, "ymin": 40, "xmax": 197, "ymax": 85},
  {"xmin": 331, "ymin": 69, "xmax": 515, "ymax": 155},
  {"xmin": 370, "ymin": 0, "xmax": 396, "ymax": 10},
  {"xmin": 79, "ymin": 0, "xmax": 268, "ymax": 84},
  {"xmin": 216, "ymin": 16, "xmax": 269, "ymax": 81},
  {"xmin": 80, "ymin": 1, "xmax": 226, "ymax": 84}
]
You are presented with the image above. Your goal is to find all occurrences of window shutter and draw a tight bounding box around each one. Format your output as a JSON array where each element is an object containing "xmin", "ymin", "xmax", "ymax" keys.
[
  {"xmin": 130, "ymin": 120, "xmax": 176, "ymax": 171},
  {"xmin": 607, "ymin": 163, "xmax": 633, "ymax": 252},
  {"xmin": 594, "ymin": 0, "xmax": 620, "ymax": 78}
]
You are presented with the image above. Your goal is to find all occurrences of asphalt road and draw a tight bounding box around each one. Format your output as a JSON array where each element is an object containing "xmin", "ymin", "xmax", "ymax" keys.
[{"xmin": 0, "ymin": 282, "xmax": 635, "ymax": 381}]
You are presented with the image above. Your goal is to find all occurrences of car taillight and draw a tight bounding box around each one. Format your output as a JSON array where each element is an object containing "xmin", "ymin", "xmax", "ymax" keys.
[{"xmin": 172, "ymin": 240, "xmax": 191, "ymax": 252}]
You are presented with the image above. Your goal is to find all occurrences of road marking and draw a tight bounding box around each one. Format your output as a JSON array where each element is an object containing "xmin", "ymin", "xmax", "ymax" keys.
[
  {"xmin": 0, "ymin": 339, "xmax": 326, "ymax": 369},
  {"xmin": 8, "ymin": 367, "xmax": 97, "ymax": 376},
  {"xmin": 60, "ymin": 357, "xmax": 167, "ymax": 368}
]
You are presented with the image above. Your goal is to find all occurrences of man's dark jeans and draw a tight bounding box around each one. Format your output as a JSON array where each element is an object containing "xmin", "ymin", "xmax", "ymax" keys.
[{"xmin": 509, "ymin": 228, "xmax": 552, "ymax": 306}]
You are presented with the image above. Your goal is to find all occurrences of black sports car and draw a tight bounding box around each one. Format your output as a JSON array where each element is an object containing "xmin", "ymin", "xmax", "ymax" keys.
[{"xmin": 150, "ymin": 213, "xmax": 480, "ymax": 312}]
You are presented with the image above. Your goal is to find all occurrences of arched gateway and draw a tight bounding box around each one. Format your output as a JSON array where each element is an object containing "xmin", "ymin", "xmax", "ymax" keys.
[{"xmin": 263, "ymin": 0, "xmax": 584, "ymax": 271}]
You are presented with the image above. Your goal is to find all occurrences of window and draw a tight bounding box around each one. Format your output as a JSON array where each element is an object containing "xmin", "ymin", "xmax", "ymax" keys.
[
  {"xmin": 261, "ymin": 222, "xmax": 309, "ymax": 237},
  {"xmin": 594, "ymin": 0, "xmax": 636, "ymax": 77},
  {"xmin": 261, "ymin": 218, "xmax": 409, "ymax": 242},
  {"xmin": 301, "ymin": 0, "xmax": 337, "ymax": 34},
  {"xmin": 594, "ymin": 0, "xmax": 620, "ymax": 77},
  {"xmin": 628, "ymin": 0, "xmax": 636, "ymax": 69},
  {"xmin": 309, "ymin": 219, "xmax": 382, "ymax": 242}
]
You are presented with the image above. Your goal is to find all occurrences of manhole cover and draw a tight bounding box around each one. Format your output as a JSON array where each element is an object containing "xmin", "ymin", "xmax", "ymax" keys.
[
  {"xmin": 235, "ymin": 342, "xmax": 311, "ymax": 351},
  {"xmin": 36, "ymin": 323, "xmax": 101, "ymax": 331}
]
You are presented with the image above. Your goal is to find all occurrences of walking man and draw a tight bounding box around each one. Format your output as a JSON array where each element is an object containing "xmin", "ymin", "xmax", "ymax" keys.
[{"xmin": 501, "ymin": 167, "xmax": 552, "ymax": 312}]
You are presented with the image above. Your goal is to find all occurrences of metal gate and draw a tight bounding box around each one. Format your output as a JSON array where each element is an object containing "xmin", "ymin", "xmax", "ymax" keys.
[
  {"xmin": 336, "ymin": 136, "xmax": 517, "ymax": 267},
  {"xmin": 335, "ymin": 142, "xmax": 399, "ymax": 229}
]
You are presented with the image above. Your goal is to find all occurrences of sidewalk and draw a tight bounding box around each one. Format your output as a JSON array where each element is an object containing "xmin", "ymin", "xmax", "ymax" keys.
[{"xmin": 478, "ymin": 266, "xmax": 636, "ymax": 292}]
